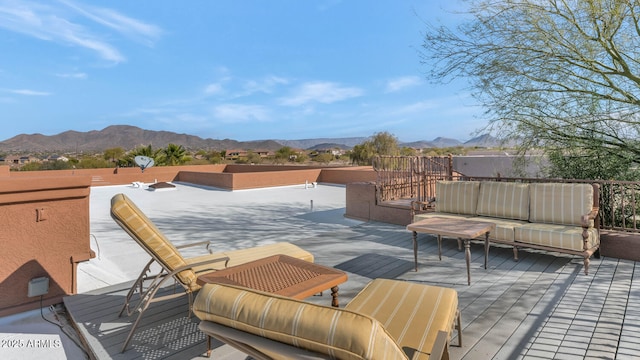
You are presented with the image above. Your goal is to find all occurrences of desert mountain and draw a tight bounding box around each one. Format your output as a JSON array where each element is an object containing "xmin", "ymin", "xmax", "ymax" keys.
[{"xmin": 0, "ymin": 125, "xmax": 505, "ymax": 154}]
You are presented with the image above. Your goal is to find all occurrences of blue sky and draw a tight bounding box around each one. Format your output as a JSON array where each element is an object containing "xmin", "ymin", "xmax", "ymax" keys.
[{"xmin": 0, "ymin": 0, "xmax": 485, "ymax": 143}]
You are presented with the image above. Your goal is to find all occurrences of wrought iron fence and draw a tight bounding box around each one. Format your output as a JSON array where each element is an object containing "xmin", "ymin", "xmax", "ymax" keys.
[{"xmin": 372, "ymin": 155, "xmax": 453, "ymax": 204}]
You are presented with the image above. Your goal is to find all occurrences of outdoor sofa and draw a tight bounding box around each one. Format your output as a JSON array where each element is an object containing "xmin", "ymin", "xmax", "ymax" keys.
[{"xmin": 412, "ymin": 180, "xmax": 600, "ymax": 275}]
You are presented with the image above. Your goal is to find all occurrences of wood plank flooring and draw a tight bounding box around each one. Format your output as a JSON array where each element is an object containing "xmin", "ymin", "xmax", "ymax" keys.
[{"xmin": 64, "ymin": 220, "xmax": 640, "ymax": 359}]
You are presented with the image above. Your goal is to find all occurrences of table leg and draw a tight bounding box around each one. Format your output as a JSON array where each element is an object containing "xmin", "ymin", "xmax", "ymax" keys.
[
  {"xmin": 464, "ymin": 239, "xmax": 471, "ymax": 286},
  {"xmin": 331, "ymin": 286, "xmax": 340, "ymax": 307},
  {"xmin": 438, "ymin": 235, "xmax": 442, "ymax": 261},
  {"xmin": 484, "ymin": 232, "xmax": 490, "ymax": 269},
  {"xmin": 413, "ymin": 231, "xmax": 418, "ymax": 271}
]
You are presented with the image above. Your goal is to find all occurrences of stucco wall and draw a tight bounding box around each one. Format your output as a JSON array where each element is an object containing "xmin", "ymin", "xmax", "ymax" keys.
[
  {"xmin": 345, "ymin": 182, "xmax": 411, "ymax": 225},
  {"xmin": 0, "ymin": 176, "xmax": 93, "ymax": 316}
]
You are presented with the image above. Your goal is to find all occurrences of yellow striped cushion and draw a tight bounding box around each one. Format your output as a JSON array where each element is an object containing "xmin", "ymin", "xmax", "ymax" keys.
[
  {"xmin": 346, "ymin": 279, "xmax": 458, "ymax": 360},
  {"xmin": 515, "ymin": 223, "xmax": 599, "ymax": 252},
  {"xmin": 476, "ymin": 182, "xmax": 529, "ymax": 221},
  {"xmin": 413, "ymin": 212, "xmax": 474, "ymax": 223},
  {"xmin": 529, "ymin": 183, "xmax": 593, "ymax": 226},
  {"xmin": 435, "ymin": 181, "xmax": 480, "ymax": 215},
  {"xmin": 193, "ymin": 283, "xmax": 407, "ymax": 360},
  {"xmin": 110, "ymin": 193, "xmax": 198, "ymax": 289},
  {"xmin": 470, "ymin": 217, "xmax": 526, "ymax": 242}
]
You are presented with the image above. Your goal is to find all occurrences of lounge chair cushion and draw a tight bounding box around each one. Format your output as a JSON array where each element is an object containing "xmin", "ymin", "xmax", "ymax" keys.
[
  {"xmin": 111, "ymin": 193, "xmax": 199, "ymax": 289},
  {"xmin": 529, "ymin": 183, "xmax": 594, "ymax": 226},
  {"xmin": 345, "ymin": 278, "xmax": 458, "ymax": 360},
  {"xmin": 193, "ymin": 283, "xmax": 407, "ymax": 360},
  {"xmin": 435, "ymin": 181, "xmax": 480, "ymax": 216},
  {"xmin": 186, "ymin": 242, "xmax": 314, "ymax": 273},
  {"xmin": 476, "ymin": 181, "xmax": 529, "ymax": 221}
]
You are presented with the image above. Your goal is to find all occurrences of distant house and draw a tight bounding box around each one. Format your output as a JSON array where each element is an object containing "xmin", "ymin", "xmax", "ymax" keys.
[
  {"xmin": 225, "ymin": 149, "xmax": 247, "ymax": 161},
  {"xmin": 47, "ymin": 155, "xmax": 70, "ymax": 162},
  {"xmin": 1, "ymin": 155, "xmax": 41, "ymax": 168},
  {"xmin": 225, "ymin": 149, "xmax": 274, "ymax": 161}
]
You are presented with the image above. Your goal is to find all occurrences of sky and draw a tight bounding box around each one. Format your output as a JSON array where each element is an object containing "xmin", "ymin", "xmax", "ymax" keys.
[{"xmin": 0, "ymin": 0, "xmax": 485, "ymax": 143}]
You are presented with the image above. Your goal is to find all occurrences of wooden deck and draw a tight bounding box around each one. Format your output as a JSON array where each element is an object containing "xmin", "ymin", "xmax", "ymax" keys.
[{"xmin": 64, "ymin": 220, "xmax": 640, "ymax": 359}]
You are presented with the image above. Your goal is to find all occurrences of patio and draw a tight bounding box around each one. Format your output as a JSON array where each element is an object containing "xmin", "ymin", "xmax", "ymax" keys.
[{"xmin": 62, "ymin": 183, "xmax": 640, "ymax": 359}]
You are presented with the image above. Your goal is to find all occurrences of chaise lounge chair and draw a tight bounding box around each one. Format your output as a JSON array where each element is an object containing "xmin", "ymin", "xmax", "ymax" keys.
[
  {"xmin": 110, "ymin": 193, "xmax": 314, "ymax": 352},
  {"xmin": 193, "ymin": 278, "xmax": 462, "ymax": 360}
]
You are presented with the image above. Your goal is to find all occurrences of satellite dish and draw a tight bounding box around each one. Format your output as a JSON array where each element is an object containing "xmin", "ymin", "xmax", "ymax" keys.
[{"xmin": 134, "ymin": 156, "xmax": 155, "ymax": 173}]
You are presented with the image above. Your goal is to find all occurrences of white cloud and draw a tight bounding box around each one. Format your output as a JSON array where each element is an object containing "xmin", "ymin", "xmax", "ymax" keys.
[
  {"xmin": 59, "ymin": 0, "xmax": 162, "ymax": 46},
  {"xmin": 280, "ymin": 81, "xmax": 363, "ymax": 106},
  {"xmin": 0, "ymin": 0, "xmax": 161, "ymax": 63},
  {"xmin": 213, "ymin": 104, "xmax": 271, "ymax": 123},
  {"xmin": 204, "ymin": 83, "xmax": 225, "ymax": 95},
  {"xmin": 55, "ymin": 72, "xmax": 87, "ymax": 79},
  {"xmin": 385, "ymin": 76, "xmax": 422, "ymax": 93},
  {"xmin": 241, "ymin": 75, "xmax": 288, "ymax": 96},
  {"xmin": 6, "ymin": 88, "xmax": 51, "ymax": 96}
]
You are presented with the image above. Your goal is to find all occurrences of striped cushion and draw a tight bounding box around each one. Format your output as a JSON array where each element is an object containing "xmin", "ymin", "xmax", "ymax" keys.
[
  {"xmin": 346, "ymin": 279, "xmax": 458, "ymax": 360},
  {"xmin": 435, "ymin": 181, "xmax": 480, "ymax": 215},
  {"xmin": 529, "ymin": 183, "xmax": 594, "ymax": 226},
  {"xmin": 476, "ymin": 182, "xmax": 530, "ymax": 221},
  {"xmin": 186, "ymin": 242, "xmax": 314, "ymax": 274},
  {"xmin": 469, "ymin": 216, "xmax": 525, "ymax": 242},
  {"xmin": 193, "ymin": 283, "xmax": 407, "ymax": 360},
  {"xmin": 111, "ymin": 193, "xmax": 198, "ymax": 289},
  {"xmin": 515, "ymin": 223, "xmax": 599, "ymax": 252},
  {"xmin": 413, "ymin": 212, "xmax": 474, "ymax": 223}
]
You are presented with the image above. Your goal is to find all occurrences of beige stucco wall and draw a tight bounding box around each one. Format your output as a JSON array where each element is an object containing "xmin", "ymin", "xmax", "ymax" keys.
[{"xmin": 0, "ymin": 176, "xmax": 93, "ymax": 316}]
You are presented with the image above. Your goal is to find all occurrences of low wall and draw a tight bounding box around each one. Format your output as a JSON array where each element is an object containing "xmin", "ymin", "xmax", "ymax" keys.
[
  {"xmin": 0, "ymin": 176, "xmax": 94, "ymax": 317},
  {"xmin": 345, "ymin": 182, "xmax": 412, "ymax": 225}
]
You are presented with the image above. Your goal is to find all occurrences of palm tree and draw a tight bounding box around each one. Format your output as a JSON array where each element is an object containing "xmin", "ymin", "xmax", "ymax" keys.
[{"xmin": 162, "ymin": 143, "xmax": 187, "ymax": 166}]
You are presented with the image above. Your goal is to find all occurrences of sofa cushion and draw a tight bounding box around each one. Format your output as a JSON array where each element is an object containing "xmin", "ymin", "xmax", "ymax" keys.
[
  {"xmin": 515, "ymin": 223, "xmax": 599, "ymax": 252},
  {"xmin": 346, "ymin": 278, "xmax": 458, "ymax": 360},
  {"xmin": 413, "ymin": 212, "xmax": 475, "ymax": 223},
  {"xmin": 469, "ymin": 216, "xmax": 527, "ymax": 242},
  {"xmin": 529, "ymin": 183, "xmax": 594, "ymax": 226},
  {"xmin": 435, "ymin": 181, "xmax": 480, "ymax": 216},
  {"xmin": 476, "ymin": 182, "xmax": 530, "ymax": 221},
  {"xmin": 193, "ymin": 283, "xmax": 408, "ymax": 360}
]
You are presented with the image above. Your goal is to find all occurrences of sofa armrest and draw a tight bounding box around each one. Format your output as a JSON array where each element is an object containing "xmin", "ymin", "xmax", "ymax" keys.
[
  {"xmin": 581, "ymin": 207, "xmax": 599, "ymax": 228},
  {"xmin": 410, "ymin": 197, "xmax": 436, "ymax": 218}
]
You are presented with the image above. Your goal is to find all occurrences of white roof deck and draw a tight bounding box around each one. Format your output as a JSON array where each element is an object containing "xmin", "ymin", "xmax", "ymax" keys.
[{"xmin": 3, "ymin": 181, "xmax": 640, "ymax": 359}]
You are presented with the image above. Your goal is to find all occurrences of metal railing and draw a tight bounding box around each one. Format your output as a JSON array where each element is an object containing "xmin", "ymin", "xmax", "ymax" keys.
[{"xmin": 372, "ymin": 155, "xmax": 453, "ymax": 204}]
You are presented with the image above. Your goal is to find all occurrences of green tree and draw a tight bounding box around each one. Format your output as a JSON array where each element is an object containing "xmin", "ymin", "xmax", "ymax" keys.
[
  {"xmin": 274, "ymin": 146, "xmax": 294, "ymax": 164},
  {"xmin": 313, "ymin": 152, "xmax": 334, "ymax": 164},
  {"xmin": 370, "ymin": 131, "xmax": 399, "ymax": 156},
  {"xmin": 349, "ymin": 142, "xmax": 375, "ymax": 165},
  {"xmin": 162, "ymin": 143, "xmax": 188, "ymax": 166},
  {"xmin": 124, "ymin": 145, "xmax": 161, "ymax": 167},
  {"xmin": 103, "ymin": 147, "xmax": 125, "ymax": 166},
  {"xmin": 421, "ymin": 0, "xmax": 640, "ymax": 179},
  {"xmin": 349, "ymin": 131, "xmax": 400, "ymax": 165}
]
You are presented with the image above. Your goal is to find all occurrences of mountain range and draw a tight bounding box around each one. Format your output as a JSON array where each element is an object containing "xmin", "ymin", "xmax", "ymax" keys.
[{"xmin": 0, "ymin": 125, "xmax": 502, "ymax": 154}]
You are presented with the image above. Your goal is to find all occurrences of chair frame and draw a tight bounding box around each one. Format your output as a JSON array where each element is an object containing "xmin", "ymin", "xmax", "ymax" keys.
[{"xmin": 111, "ymin": 214, "xmax": 230, "ymax": 353}]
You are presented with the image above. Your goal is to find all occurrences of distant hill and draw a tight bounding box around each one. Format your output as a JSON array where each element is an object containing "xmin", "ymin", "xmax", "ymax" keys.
[
  {"xmin": 277, "ymin": 137, "xmax": 368, "ymax": 149},
  {"xmin": 0, "ymin": 125, "xmax": 509, "ymax": 154},
  {"xmin": 0, "ymin": 125, "xmax": 283, "ymax": 153}
]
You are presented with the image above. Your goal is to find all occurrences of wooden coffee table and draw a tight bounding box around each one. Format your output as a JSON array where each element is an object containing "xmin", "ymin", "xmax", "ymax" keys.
[
  {"xmin": 196, "ymin": 254, "xmax": 348, "ymax": 307},
  {"xmin": 407, "ymin": 216, "xmax": 495, "ymax": 285}
]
